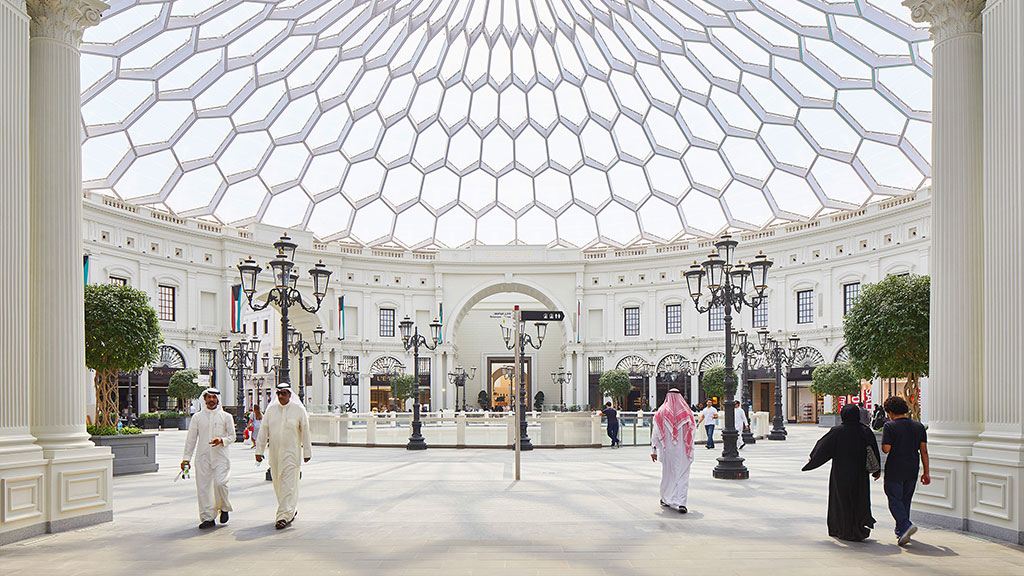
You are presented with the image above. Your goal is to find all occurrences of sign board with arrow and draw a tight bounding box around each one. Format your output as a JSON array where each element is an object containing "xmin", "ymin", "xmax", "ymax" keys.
[{"xmin": 520, "ymin": 310, "xmax": 564, "ymax": 322}]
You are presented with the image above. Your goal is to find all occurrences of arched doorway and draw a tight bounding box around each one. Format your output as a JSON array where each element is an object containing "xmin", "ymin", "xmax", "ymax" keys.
[
  {"xmin": 615, "ymin": 355, "xmax": 650, "ymax": 410},
  {"xmin": 656, "ymin": 354, "xmax": 691, "ymax": 407},
  {"xmin": 147, "ymin": 345, "xmax": 186, "ymax": 412},
  {"xmin": 789, "ymin": 346, "xmax": 825, "ymax": 423},
  {"xmin": 698, "ymin": 352, "xmax": 725, "ymax": 406},
  {"xmin": 369, "ymin": 356, "xmax": 404, "ymax": 411}
]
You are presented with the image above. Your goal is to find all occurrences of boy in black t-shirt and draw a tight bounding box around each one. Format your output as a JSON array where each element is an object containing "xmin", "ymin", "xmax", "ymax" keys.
[{"xmin": 881, "ymin": 396, "xmax": 930, "ymax": 546}]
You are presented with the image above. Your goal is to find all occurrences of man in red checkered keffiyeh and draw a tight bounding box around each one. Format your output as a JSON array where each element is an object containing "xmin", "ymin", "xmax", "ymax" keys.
[{"xmin": 651, "ymin": 389, "xmax": 695, "ymax": 513}]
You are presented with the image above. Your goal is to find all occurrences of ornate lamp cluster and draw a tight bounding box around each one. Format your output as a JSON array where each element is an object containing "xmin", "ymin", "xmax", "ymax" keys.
[
  {"xmin": 683, "ymin": 234, "xmax": 773, "ymax": 480},
  {"xmin": 550, "ymin": 366, "xmax": 572, "ymax": 411},
  {"xmin": 399, "ymin": 315, "xmax": 441, "ymax": 450},
  {"xmin": 219, "ymin": 335, "xmax": 260, "ymax": 442},
  {"xmin": 448, "ymin": 365, "xmax": 477, "ymax": 412},
  {"xmin": 755, "ymin": 328, "xmax": 800, "ymax": 441},
  {"xmin": 500, "ymin": 318, "xmax": 548, "ymax": 450}
]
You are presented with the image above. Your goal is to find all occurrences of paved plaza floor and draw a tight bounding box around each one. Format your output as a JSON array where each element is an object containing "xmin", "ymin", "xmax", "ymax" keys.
[{"xmin": 1, "ymin": 424, "xmax": 1021, "ymax": 575}]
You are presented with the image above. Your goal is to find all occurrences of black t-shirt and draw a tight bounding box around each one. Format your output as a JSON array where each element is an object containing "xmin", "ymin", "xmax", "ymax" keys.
[
  {"xmin": 602, "ymin": 408, "xmax": 618, "ymax": 427},
  {"xmin": 881, "ymin": 417, "xmax": 927, "ymax": 480}
]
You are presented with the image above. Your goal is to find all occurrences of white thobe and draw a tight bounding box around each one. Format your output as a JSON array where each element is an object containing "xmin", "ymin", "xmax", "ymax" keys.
[
  {"xmin": 735, "ymin": 407, "xmax": 749, "ymax": 447},
  {"xmin": 651, "ymin": 421, "xmax": 693, "ymax": 508},
  {"xmin": 183, "ymin": 406, "xmax": 235, "ymax": 521},
  {"xmin": 255, "ymin": 399, "xmax": 312, "ymax": 522}
]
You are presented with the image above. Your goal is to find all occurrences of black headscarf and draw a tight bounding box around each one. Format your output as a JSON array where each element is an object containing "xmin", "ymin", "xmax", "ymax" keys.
[{"xmin": 840, "ymin": 403, "xmax": 861, "ymax": 424}]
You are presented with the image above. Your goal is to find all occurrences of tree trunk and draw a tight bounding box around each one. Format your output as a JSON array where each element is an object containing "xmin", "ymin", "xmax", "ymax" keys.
[
  {"xmin": 904, "ymin": 373, "xmax": 921, "ymax": 420},
  {"xmin": 94, "ymin": 369, "xmax": 119, "ymax": 427}
]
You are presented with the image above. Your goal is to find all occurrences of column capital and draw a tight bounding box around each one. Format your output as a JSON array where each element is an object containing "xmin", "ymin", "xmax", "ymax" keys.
[
  {"xmin": 27, "ymin": 0, "xmax": 107, "ymax": 46},
  {"xmin": 902, "ymin": 0, "xmax": 985, "ymax": 42}
]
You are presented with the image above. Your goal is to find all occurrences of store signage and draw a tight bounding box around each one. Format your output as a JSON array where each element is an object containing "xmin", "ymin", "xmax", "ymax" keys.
[
  {"xmin": 788, "ymin": 366, "xmax": 814, "ymax": 380},
  {"xmin": 521, "ymin": 310, "xmax": 564, "ymax": 321}
]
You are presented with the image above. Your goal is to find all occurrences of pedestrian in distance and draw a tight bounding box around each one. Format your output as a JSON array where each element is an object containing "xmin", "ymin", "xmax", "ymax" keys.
[
  {"xmin": 802, "ymin": 403, "xmax": 881, "ymax": 541},
  {"xmin": 250, "ymin": 404, "xmax": 262, "ymax": 449},
  {"xmin": 180, "ymin": 388, "xmax": 235, "ymax": 530},
  {"xmin": 697, "ymin": 400, "xmax": 718, "ymax": 449},
  {"xmin": 881, "ymin": 396, "xmax": 930, "ymax": 546},
  {"xmin": 602, "ymin": 402, "xmax": 620, "ymax": 447},
  {"xmin": 733, "ymin": 400, "xmax": 748, "ymax": 449},
  {"xmin": 255, "ymin": 383, "xmax": 312, "ymax": 530},
  {"xmin": 857, "ymin": 402, "xmax": 871, "ymax": 426},
  {"xmin": 651, "ymin": 389, "xmax": 695, "ymax": 513}
]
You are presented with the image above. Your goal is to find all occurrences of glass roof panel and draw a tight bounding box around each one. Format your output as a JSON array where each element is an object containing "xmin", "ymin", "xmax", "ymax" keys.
[{"xmin": 82, "ymin": 0, "xmax": 932, "ymax": 248}]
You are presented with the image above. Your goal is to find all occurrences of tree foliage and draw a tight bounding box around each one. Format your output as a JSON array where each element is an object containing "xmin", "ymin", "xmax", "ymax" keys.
[
  {"xmin": 843, "ymin": 274, "xmax": 929, "ymax": 418},
  {"xmin": 389, "ymin": 374, "xmax": 416, "ymax": 409},
  {"xmin": 477, "ymin": 389, "xmax": 491, "ymax": 410},
  {"xmin": 701, "ymin": 366, "xmax": 736, "ymax": 401},
  {"xmin": 810, "ymin": 362, "xmax": 862, "ymax": 412},
  {"xmin": 534, "ymin": 391, "xmax": 545, "ymax": 412},
  {"xmin": 167, "ymin": 369, "xmax": 203, "ymax": 410},
  {"xmin": 84, "ymin": 283, "xmax": 161, "ymax": 426},
  {"xmin": 598, "ymin": 370, "xmax": 631, "ymax": 408}
]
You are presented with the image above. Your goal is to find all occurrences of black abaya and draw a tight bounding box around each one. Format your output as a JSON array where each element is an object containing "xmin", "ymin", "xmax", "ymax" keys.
[{"xmin": 802, "ymin": 404, "xmax": 881, "ymax": 541}]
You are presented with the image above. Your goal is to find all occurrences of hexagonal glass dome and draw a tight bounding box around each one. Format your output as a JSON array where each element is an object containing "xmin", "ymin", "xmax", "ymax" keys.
[{"xmin": 80, "ymin": 0, "xmax": 932, "ymax": 249}]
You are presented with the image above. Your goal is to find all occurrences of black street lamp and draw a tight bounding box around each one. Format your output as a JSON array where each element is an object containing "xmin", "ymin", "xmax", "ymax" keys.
[
  {"xmin": 634, "ymin": 361, "xmax": 655, "ymax": 411},
  {"xmin": 251, "ymin": 375, "xmax": 266, "ymax": 411},
  {"xmin": 287, "ymin": 325, "xmax": 324, "ymax": 404},
  {"xmin": 341, "ymin": 358, "xmax": 359, "ymax": 412},
  {"xmin": 684, "ymin": 234, "xmax": 772, "ymax": 480},
  {"xmin": 756, "ymin": 329, "xmax": 800, "ymax": 440},
  {"xmin": 500, "ymin": 318, "xmax": 547, "ymax": 451},
  {"xmin": 657, "ymin": 357, "xmax": 696, "ymax": 406},
  {"xmin": 732, "ymin": 329, "xmax": 758, "ymax": 446},
  {"xmin": 550, "ymin": 366, "xmax": 572, "ymax": 411},
  {"xmin": 447, "ymin": 365, "xmax": 476, "ymax": 412},
  {"xmin": 399, "ymin": 315, "xmax": 441, "ymax": 450},
  {"xmin": 236, "ymin": 233, "xmax": 332, "ymax": 394},
  {"xmin": 322, "ymin": 356, "xmax": 342, "ymax": 410},
  {"xmin": 219, "ymin": 335, "xmax": 260, "ymax": 443}
]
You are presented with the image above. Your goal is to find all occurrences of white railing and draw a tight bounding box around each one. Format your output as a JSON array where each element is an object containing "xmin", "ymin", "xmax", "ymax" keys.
[{"xmin": 308, "ymin": 410, "xmax": 771, "ymax": 448}]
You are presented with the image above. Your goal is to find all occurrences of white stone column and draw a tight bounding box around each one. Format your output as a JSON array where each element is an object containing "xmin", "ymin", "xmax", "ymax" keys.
[
  {"xmin": 902, "ymin": 0, "xmax": 985, "ymax": 525},
  {"xmin": 972, "ymin": 0, "xmax": 1024, "ymax": 544},
  {"xmin": 1, "ymin": 0, "xmax": 48, "ymax": 546}
]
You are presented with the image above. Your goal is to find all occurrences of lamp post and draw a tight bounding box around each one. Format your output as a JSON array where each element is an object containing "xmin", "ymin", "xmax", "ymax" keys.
[
  {"xmin": 236, "ymin": 233, "xmax": 332, "ymax": 395},
  {"xmin": 399, "ymin": 315, "xmax": 441, "ymax": 450},
  {"xmin": 341, "ymin": 358, "xmax": 359, "ymax": 412},
  {"xmin": 684, "ymin": 234, "xmax": 772, "ymax": 480},
  {"xmin": 657, "ymin": 357, "xmax": 694, "ymax": 407},
  {"xmin": 251, "ymin": 375, "xmax": 266, "ymax": 411},
  {"xmin": 322, "ymin": 356, "xmax": 342, "ymax": 410},
  {"xmin": 634, "ymin": 361, "xmax": 655, "ymax": 411},
  {"xmin": 219, "ymin": 335, "xmax": 260, "ymax": 443},
  {"xmin": 756, "ymin": 329, "xmax": 800, "ymax": 441},
  {"xmin": 500, "ymin": 316, "xmax": 547, "ymax": 451},
  {"xmin": 287, "ymin": 325, "xmax": 324, "ymax": 405},
  {"xmin": 447, "ymin": 365, "xmax": 476, "ymax": 412},
  {"xmin": 732, "ymin": 330, "xmax": 758, "ymax": 446},
  {"xmin": 551, "ymin": 366, "xmax": 572, "ymax": 411}
]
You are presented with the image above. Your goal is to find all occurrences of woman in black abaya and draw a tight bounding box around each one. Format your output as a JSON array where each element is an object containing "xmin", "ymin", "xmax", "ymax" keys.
[{"xmin": 802, "ymin": 403, "xmax": 881, "ymax": 541}]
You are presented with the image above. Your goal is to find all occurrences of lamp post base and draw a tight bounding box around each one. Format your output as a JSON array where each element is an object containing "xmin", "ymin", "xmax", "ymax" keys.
[
  {"xmin": 712, "ymin": 459, "xmax": 749, "ymax": 480},
  {"xmin": 742, "ymin": 430, "xmax": 756, "ymax": 445},
  {"xmin": 767, "ymin": 426, "xmax": 788, "ymax": 441},
  {"xmin": 406, "ymin": 435, "xmax": 428, "ymax": 450},
  {"xmin": 520, "ymin": 436, "xmax": 534, "ymax": 451}
]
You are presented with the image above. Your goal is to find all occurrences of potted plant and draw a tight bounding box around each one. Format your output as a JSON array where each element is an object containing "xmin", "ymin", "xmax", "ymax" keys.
[
  {"xmin": 84, "ymin": 283, "xmax": 161, "ymax": 427},
  {"xmin": 160, "ymin": 411, "xmax": 185, "ymax": 430},
  {"xmin": 534, "ymin": 391, "xmax": 545, "ymax": 412},
  {"xmin": 843, "ymin": 274, "xmax": 930, "ymax": 419},
  {"xmin": 598, "ymin": 369, "xmax": 630, "ymax": 409},
  {"xmin": 88, "ymin": 425, "xmax": 158, "ymax": 475},
  {"xmin": 168, "ymin": 369, "xmax": 203, "ymax": 429},
  {"xmin": 138, "ymin": 412, "xmax": 160, "ymax": 429},
  {"xmin": 811, "ymin": 362, "xmax": 862, "ymax": 427},
  {"xmin": 700, "ymin": 366, "xmax": 734, "ymax": 405},
  {"xmin": 477, "ymin": 390, "xmax": 491, "ymax": 410}
]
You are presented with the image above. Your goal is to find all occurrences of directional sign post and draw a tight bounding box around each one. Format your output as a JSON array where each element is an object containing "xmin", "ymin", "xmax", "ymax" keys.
[{"xmin": 520, "ymin": 310, "xmax": 564, "ymax": 322}]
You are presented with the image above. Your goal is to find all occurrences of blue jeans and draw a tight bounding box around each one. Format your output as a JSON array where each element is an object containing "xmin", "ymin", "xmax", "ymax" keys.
[
  {"xmin": 705, "ymin": 425, "xmax": 715, "ymax": 448},
  {"xmin": 607, "ymin": 424, "xmax": 619, "ymax": 446},
  {"xmin": 884, "ymin": 478, "xmax": 917, "ymax": 535}
]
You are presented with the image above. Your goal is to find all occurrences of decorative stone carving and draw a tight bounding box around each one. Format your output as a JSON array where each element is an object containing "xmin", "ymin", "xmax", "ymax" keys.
[
  {"xmin": 27, "ymin": 0, "xmax": 107, "ymax": 46},
  {"xmin": 902, "ymin": 0, "xmax": 986, "ymax": 42}
]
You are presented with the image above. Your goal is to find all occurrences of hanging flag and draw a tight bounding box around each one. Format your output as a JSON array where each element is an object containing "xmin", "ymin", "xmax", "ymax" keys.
[
  {"xmin": 339, "ymin": 295, "xmax": 345, "ymax": 340},
  {"xmin": 231, "ymin": 284, "xmax": 241, "ymax": 333},
  {"xmin": 576, "ymin": 300, "xmax": 581, "ymax": 343},
  {"xmin": 438, "ymin": 302, "xmax": 443, "ymax": 344},
  {"xmin": 83, "ymin": 255, "xmax": 90, "ymax": 285}
]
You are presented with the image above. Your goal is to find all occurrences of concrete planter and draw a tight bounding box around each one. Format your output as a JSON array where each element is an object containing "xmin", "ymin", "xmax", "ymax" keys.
[
  {"xmin": 818, "ymin": 414, "xmax": 842, "ymax": 428},
  {"xmin": 178, "ymin": 416, "xmax": 191, "ymax": 430},
  {"xmin": 90, "ymin": 433, "xmax": 159, "ymax": 476},
  {"xmin": 139, "ymin": 419, "xmax": 159, "ymax": 429},
  {"xmin": 161, "ymin": 417, "xmax": 184, "ymax": 430}
]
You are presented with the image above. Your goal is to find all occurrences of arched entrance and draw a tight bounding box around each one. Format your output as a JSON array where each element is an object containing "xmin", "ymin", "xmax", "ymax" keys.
[
  {"xmin": 656, "ymin": 354, "xmax": 691, "ymax": 407},
  {"xmin": 369, "ymin": 356, "xmax": 404, "ymax": 411},
  {"xmin": 615, "ymin": 355, "xmax": 650, "ymax": 410},
  {"xmin": 146, "ymin": 345, "xmax": 186, "ymax": 412},
  {"xmin": 789, "ymin": 346, "xmax": 825, "ymax": 423}
]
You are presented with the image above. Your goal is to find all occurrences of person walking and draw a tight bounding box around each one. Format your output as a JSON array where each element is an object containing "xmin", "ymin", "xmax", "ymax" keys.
[
  {"xmin": 697, "ymin": 400, "xmax": 718, "ymax": 449},
  {"xmin": 180, "ymin": 388, "xmax": 235, "ymax": 529},
  {"xmin": 857, "ymin": 402, "xmax": 870, "ymax": 426},
  {"xmin": 881, "ymin": 396, "xmax": 929, "ymax": 545},
  {"xmin": 733, "ymin": 400, "xmax": 748, "ymax": 449},
  {"xmin": 250, "ymin": 404, "xmax": 262, "ymax": 449},
  {"xmin": 802, "ymin": 404, "xmax": 881, "ymax": 541},
  {"xmin": 255, "ymin": 383, "xmax": 312, "ymax": 530},
  {"xmin": 601, "ymin": 402, "xmax": 620, "ymax": 447},
  {"xmin": 651, "ymin": 389, "xmax": 695, "ymax": 513}
]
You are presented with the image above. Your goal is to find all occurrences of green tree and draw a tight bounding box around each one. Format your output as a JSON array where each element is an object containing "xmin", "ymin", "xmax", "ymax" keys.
[
  {"xmin": 701, "ymin": 366, "xmax": 736, "ymax": 402},
  {"xmin": 167, "ymin": 369, "xmax": 203, "ymax": 412},
  {"xmin": 598, "ymin": 370, "xmax": 631, "ymax": 408},
  {"xmin": 810, "ymin": 362, "xmax": 863, "ymax": 413},
  {"xmin": 843, "ymin": 274, "xmax": 929, "ymax": 419},
  {"xmin": 84, "ymin": 283, "xmax": 161, "ymax": 426},
  {"xmin": 534, "ymin": 391, "xmax": 545, "ymax": 412},
  {"xmin": 477, "ymin": 389, "xmax": 491, "ymax": 410},
  {"xmin": 390, "ymin": 374, "xmax": 416, "ymax": 411}
]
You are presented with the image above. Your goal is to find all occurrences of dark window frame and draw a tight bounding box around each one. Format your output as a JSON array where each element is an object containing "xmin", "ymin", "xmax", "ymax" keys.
[
  {"xmin": 624, "ymin": 307, "xmax": 640, "ymax": 336},
  {"xmin": 843, "ymin": 283, "xmax": 861, "ymax": 315},
  {"xmin": 797, "ymin": 290, "xmax": 814, "ymax": 324},
  {"xmin": 708, "ymin": 305, "xmax": 724, "ymax": 332},
  {"xmin": 666, "ymin": 304, "xmax": 682, "ymax": 334},
  {"xmin": 109, "ymin": 276, "xmax": 128, "ymax": 286},
  {"xmin": 158, "ymin": 285, "xmax": 176, "ymax": 322},
  {"xmin": 379, "ymin": 308, "xmax": 395, "ymax": 338},
  {"xmin": 752, "ymin": 296, "xmax": 768, "ymax": 328}
]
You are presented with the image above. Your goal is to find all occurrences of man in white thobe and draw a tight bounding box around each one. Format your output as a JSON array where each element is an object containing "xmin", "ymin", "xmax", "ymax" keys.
[
  {"xmin": 734, "ymin": 400, "xmax": 749, "ymax": 450},
  {"xmin": 181, "ymin": 388, "xmax": 235, "ymax": 529},
  {"xmin": 255, "ymin": 383, "xmax": 311, "ymax": 529},
  {"xmin": 651, "ymin": 389, "xmax": 696, "ymax": 513}
]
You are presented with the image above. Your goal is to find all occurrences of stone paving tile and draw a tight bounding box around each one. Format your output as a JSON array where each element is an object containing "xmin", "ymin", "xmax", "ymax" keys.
[{"xmin": 1, "ymin": 425, "xmax": 1021, "ymax": 575}]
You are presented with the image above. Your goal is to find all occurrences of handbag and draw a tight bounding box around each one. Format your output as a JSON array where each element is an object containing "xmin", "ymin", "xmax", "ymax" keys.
[{"xmin": 866, "ymin": 445, "xmax": 880, "ymax": 474}]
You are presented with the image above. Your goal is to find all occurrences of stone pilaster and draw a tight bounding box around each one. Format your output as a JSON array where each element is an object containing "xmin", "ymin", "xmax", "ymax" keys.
[
  {"xmin": 0, "ymin": 0, "xmax": 48, "ymax": 546},
  {"xmin": 901, "ymin": 0, "xmax": 986, "ymax": 526},
  {"xmin": 27, "ymin": 0, "xmax": 112, "ymax": 532}
]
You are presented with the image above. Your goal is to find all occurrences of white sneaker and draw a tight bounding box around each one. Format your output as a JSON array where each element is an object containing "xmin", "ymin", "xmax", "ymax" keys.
[{"xmin": 898, "ymin": 524, "xmax": 917, "ymax": 546}]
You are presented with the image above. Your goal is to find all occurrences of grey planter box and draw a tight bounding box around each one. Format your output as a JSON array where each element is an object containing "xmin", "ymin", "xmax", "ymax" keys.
[
  {"xmin": 139, "ymin": 419, "xmax": 159, "ymax": 429},
  {"xmin": 91, "ymin": 433, "xmax": 159, "ymax": 476},
  {"xmin": 818, "ymin": 414, "xmax": 842, "ymax": 427},
  {"xmin": 162, "ymin": 417, "xmax": 184, "ymax": 430},
  {"xmin": 178, "ymin": 416, "xmax": 191, "ymax": 430}
]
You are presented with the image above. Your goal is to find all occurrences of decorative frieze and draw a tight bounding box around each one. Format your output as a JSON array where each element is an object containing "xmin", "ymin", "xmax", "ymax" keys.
[{"xmin": 26, "ymin": 0, "xmax": 106, "ymax": 46}]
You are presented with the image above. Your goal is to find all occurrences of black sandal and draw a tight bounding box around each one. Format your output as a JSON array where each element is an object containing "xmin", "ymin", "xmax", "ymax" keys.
[{"xmin": 275, "ymin": 520, "xmax": 287, "ymax": 530}]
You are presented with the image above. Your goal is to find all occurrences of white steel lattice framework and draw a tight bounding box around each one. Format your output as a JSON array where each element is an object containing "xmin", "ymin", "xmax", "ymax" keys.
[{"xmin": 80, "ymin": 0, "xmax": 933, "ymax": 249}]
